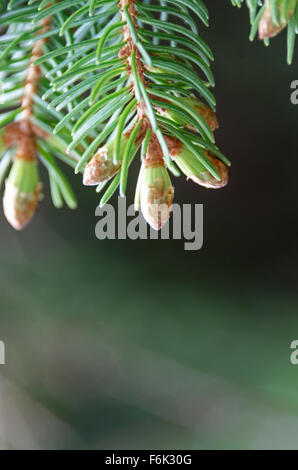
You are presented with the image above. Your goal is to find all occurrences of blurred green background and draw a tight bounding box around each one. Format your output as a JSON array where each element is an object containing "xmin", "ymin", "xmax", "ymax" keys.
[{"xmin": 0, "ymin": 2, "xmax": 298, "ymax": 450}]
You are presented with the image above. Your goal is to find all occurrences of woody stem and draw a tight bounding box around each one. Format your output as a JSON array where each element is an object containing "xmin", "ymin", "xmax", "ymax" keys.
[
  {"xmin": 119, "ymin": 0, "xmax": 174, "ymax": 165},
  {"xmin": 16, "ymin": 16, "xmax": 52, "ymax": 161}
]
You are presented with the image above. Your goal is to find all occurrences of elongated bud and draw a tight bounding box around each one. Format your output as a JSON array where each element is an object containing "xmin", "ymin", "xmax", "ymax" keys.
[
  {"xmin": 3, "ymin": 159, "xmax": 42, "ymax": 230},
  {"xmin": 140, "ymin": 162, "xmax": 174, "ymax": 231},
  {"xmin": 173, "ymin": 145, "xmax": 228, "ymax": 189},
  {"xmin": 83, "ymin": 136, "xmax": 128, "ymax": 186},
  {"xmin": 156, "ymin": 95, "xmax": 218, "ymax": 132},
  {"xmin": 259, "ymin": 0, "xmax": 296, "ymax": 40}
]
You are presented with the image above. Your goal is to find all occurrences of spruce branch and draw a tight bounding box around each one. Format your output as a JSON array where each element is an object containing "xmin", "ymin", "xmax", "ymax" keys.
[
  {"xmin": 39, "ymin": 0, "xmax": 230, "ymax": 230},
  {"xmin": 231, "ymin": 0, "xmax": 298, "ymax": 64},
  {"xmin": 0, "ymin": 1, "xmax": 81, "ymax": 229},
  {"xmin": 0, "ymin": 0, "xmax": 231, "ymax": 231}
]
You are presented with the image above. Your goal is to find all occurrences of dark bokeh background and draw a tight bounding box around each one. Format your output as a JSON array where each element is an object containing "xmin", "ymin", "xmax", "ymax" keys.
[{"xmin": 0, "ymin": 2, "xmax": 298, "ymax": 450}]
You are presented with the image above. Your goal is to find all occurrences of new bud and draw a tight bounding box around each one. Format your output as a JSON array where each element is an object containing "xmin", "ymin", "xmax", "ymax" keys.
[
  {"xmin": 259, "ymin": 0, "xmax": 296, "ymax": 40},
  {"xmin": 83, "ymin": 136, "xmax": 130, "ymax": 186},
  {"xmin": 140, "ymin": 162, "xmax": 174, "ymax": 231},
  {"xmin": 3, "ymin": 159, "xmax": 42, "ymax": 230},
  {"xmin": 174, "ymin": 146, "xmax": 228, "ymax": 189},
  {"xmin": 83, "ymin": 148, "xmax": 121, "ymax": 186}
]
